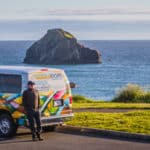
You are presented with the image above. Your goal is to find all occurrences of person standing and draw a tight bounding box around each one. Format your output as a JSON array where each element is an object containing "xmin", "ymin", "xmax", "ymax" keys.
[{"xmin": 23, "ymin": 81, "xmax": 43, "ymax": 141}]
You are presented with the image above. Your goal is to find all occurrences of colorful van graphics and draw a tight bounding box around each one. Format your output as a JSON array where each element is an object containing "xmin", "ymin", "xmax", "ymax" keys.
[{"xmin": 0, "ymin": 66, "xmax": 73, "ymax": 137}]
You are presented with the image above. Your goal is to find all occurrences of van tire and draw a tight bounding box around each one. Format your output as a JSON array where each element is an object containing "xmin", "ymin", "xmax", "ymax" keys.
[
  {"xmin": 0, "ymin": 113, "xmax": 17, "ymax": 138},
  {"xmin": 43, "ymin": 125, "xmax": 57, "ymax": 132}
]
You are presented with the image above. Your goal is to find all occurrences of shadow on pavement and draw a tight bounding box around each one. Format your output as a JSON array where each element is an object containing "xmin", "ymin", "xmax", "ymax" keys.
[
  {"xmin": 55, "ymin": 127, "xmax": 150, "ymax": 144},
  {"xmin": 0, "ymin": 139, "xmax": 33, "ymax": 144},
  {"xmin": 0, "ymin": 131, "xmax": 31, "ymax": 143}
]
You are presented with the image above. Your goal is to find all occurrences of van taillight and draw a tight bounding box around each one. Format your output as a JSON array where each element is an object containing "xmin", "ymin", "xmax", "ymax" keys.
[
  {"xmin": 70, "ymin": 96, "xmax": 73, "ymax": 104},
  {"xmin": 41, "ymin": 68, "xmax": 48, "ymax": 71}
]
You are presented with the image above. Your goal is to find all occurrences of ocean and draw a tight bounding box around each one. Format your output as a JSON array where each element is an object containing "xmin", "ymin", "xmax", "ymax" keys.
[{"xmin": 0, "ymin": 40, "xmax": 150, "ymax": 100}]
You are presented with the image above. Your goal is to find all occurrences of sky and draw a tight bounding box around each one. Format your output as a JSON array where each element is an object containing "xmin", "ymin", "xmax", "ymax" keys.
[{"xmin": 0, "ymin": 0, "xmax": 150, "ymax": 40}]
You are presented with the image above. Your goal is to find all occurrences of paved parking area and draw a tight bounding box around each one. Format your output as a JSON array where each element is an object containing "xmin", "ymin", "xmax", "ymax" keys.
[{"xmin": 0, "ymin": 128, "xmax": 149, "ymax": 150}]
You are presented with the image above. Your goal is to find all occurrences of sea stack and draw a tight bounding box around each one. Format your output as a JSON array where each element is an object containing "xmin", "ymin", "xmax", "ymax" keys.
[{"xmin": 24, "ymin": 29, "xmax": 101, "ymax": 64}]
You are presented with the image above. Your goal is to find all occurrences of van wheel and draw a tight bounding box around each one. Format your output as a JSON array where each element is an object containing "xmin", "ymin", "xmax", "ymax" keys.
[
  {"xmin": 43, "ymin": 125, "xmax": 57, "ymax": 132},
  {"xmin": 0, "ymin": 113, "xmax": 17, "ymax": 138}
]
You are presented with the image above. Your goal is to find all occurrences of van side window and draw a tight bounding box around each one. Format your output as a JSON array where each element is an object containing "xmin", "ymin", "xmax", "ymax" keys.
[{"xmin": 0, "ymin": 74, "xmax": 22, "ymax": 93}]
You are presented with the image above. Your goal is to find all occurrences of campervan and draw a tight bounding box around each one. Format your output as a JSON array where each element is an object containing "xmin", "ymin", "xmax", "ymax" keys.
[{"xmin": 0, "ymin": 66, "xmax": 73, "ymax": 137}]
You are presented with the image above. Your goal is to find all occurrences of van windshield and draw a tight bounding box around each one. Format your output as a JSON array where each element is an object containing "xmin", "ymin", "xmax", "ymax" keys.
[{"xmin": 29, "ymin": 71, "xmax": 67, "ymax": 93}]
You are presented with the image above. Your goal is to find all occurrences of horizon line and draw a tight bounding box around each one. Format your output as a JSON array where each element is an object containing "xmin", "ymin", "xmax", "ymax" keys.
[{"xmin": 0, "ymin": 39, "xmax": 150, "ymax": 41}]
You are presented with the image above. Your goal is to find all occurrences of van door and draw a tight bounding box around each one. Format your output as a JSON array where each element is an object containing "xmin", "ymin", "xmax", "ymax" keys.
[{"xmin": 29, "ymin": 70, "xmax": 72, "ymax": 119}]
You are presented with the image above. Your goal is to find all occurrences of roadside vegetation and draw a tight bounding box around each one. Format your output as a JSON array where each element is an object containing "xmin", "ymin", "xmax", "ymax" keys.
[
  {"xmin": 71, "ymin": 84, "xmax": 150, "ymax": 135},
  {"xmin": 72, "ymin": 95, "xmax": 150, "ymax": 109},
  {"xmin": 112, "ymin": 84, "xmax": 150, "ymax": 103},
  {"xmin": 73, "ymin": 95, "xmax": 96, "ymax": 103},
  {"xmin": 73, "ymin": 84, "xmax": 150, "ymax": 109},
  {"xmin": 66, "ymin": 111, "xmax": 150, "ymax": 135}
]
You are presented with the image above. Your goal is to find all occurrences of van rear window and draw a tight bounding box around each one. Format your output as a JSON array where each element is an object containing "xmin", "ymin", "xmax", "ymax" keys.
[
  {"xmin": 0, "ymin": 74, "xmax": 22, "ymax": 93},
  {"xmin": 30, "ymin": 72, "xmax": 66, "ymax": 92}
]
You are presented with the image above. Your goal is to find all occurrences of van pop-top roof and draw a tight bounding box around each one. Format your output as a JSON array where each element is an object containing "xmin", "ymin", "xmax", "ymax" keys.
[{"xmin": 0, "ymin": 65, "xmax": 63, "ymax": 74}]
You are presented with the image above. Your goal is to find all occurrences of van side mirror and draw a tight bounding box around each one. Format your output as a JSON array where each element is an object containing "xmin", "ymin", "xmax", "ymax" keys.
[{"xmin": 70, "ymin": 82, "xmax": 76, "ymax": 89}]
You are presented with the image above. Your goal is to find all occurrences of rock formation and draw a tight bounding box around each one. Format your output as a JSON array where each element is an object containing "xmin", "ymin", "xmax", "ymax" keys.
[{"xmin": 24, "ymin": 29, "xmax": 101, "ymax": 64}]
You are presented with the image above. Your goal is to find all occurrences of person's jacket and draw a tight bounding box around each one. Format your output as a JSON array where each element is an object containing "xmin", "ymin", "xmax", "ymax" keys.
[{"xmin": 22, "ymin": 88, "xmax": 40, "ymax": 111}]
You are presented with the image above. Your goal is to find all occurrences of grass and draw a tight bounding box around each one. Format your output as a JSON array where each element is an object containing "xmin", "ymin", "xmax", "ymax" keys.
[
  {"xmin": 73, "ymin": 95, "xmax": 98, "ymax": 103},
  {"xmin": 72, "ymin": 95, "xmax": 150, "ymax": 109},
  {"xmin": 73, "ymin": 102, "xmax": 150, "ymax": 109},
  {"xmin": 71, "ymin": 92, "xmax": 150, "ymax": 135},
  {"xmin": 66, "ymin": 111, "xmax": 150, "ymax": 135},
  {"xmin": 73, "ymin": 84, "xmax": 150, "ymax": 107}
]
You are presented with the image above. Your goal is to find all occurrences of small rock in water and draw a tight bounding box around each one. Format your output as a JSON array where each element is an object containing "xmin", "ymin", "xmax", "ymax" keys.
[{"xmin": 70, "ymin": 82, "xmax": 77, "ymax": 88}]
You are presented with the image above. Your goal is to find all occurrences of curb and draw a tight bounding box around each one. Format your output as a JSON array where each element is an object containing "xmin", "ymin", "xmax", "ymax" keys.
[{"xmin": 57, "ymin": 125, "xmax": 150, "ymax": 141}]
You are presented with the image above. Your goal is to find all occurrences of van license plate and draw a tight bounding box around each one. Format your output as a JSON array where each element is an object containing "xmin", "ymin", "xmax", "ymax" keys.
[{"xmin": 54, "ymin": 100, "xmax": 63, "ymax": 107}]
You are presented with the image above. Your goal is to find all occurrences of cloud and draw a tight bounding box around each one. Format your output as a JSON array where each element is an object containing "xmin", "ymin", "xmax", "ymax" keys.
[
  {"xmin": 0, "ymin": 8, "xmax": 150, "ymax": 40},
  {"xmin": 47, "ymin": 8, "xmax": 150, "ymax": 15},
  {"xmin": 0, "ymin": 8, "xmax": 150, "ymax": 22}
]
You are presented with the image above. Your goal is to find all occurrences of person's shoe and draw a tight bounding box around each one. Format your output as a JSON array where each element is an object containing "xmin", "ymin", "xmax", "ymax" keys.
[
  {"xmin": 36, "ymin": 132, "xmax": 44, "ymax": 141},
  {"xmin": 32, "ymin": 132, "xmax": 38, "ymax": 141},
  {"xmin": 32, "ymin": 137, "xmax": 38, "ymax": 141},
  {"xmin": 38, "ymin": 136, "xmax": 44, "ymax": 141}
]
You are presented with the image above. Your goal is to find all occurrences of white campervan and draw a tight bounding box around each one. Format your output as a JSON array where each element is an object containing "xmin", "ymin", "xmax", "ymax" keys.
[{"xmin": 0, "ymin": 66, "xmax": 73, "ymax": 137}]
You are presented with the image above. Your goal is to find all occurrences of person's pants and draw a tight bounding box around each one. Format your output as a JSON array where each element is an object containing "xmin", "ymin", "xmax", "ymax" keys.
[{"xmin": 26, "ymin": 110, "xmax": 41, "ymax": 137}]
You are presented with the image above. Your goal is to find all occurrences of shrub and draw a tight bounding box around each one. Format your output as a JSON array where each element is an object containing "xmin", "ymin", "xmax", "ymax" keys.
[
  {"xmin": 135, "ymin": 92, "xmax": 150, "ymax": 103},
  {"xmin": 73, "ymin": 95, "xmax": 97, "ymax": 103},
  {"xmin": 112, "ymin": 84, "xmax": 150, "ymax": 103}
]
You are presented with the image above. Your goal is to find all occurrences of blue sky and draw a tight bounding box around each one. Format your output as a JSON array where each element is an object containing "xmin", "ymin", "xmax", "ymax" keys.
[{"xmin": 0, "ymin": 0, "xmax": 150, "ymax": 40}]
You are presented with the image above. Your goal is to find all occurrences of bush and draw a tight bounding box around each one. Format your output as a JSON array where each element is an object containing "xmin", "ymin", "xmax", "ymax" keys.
[
  {"xmin": 73, "ymin": 95, "xmax": 97, "ymax": 103},
  {"xmin": 135, "ymin": 92, "xmax": 150, "ymax": 103},
  {"xmin": 112, "ymin": 84, "xmax": 150, "ymax": 103}
]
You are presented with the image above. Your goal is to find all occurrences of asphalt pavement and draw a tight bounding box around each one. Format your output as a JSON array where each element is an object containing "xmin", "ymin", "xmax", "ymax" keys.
[{"xmin": 0, "ymin": 128, "xmax": 150, "ymax": 150}]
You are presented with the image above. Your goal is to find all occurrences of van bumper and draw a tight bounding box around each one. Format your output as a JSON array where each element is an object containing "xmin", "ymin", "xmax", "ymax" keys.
[{"xmin": 41, "ymin": 113, "xmax": 74, "ymax": 126}]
